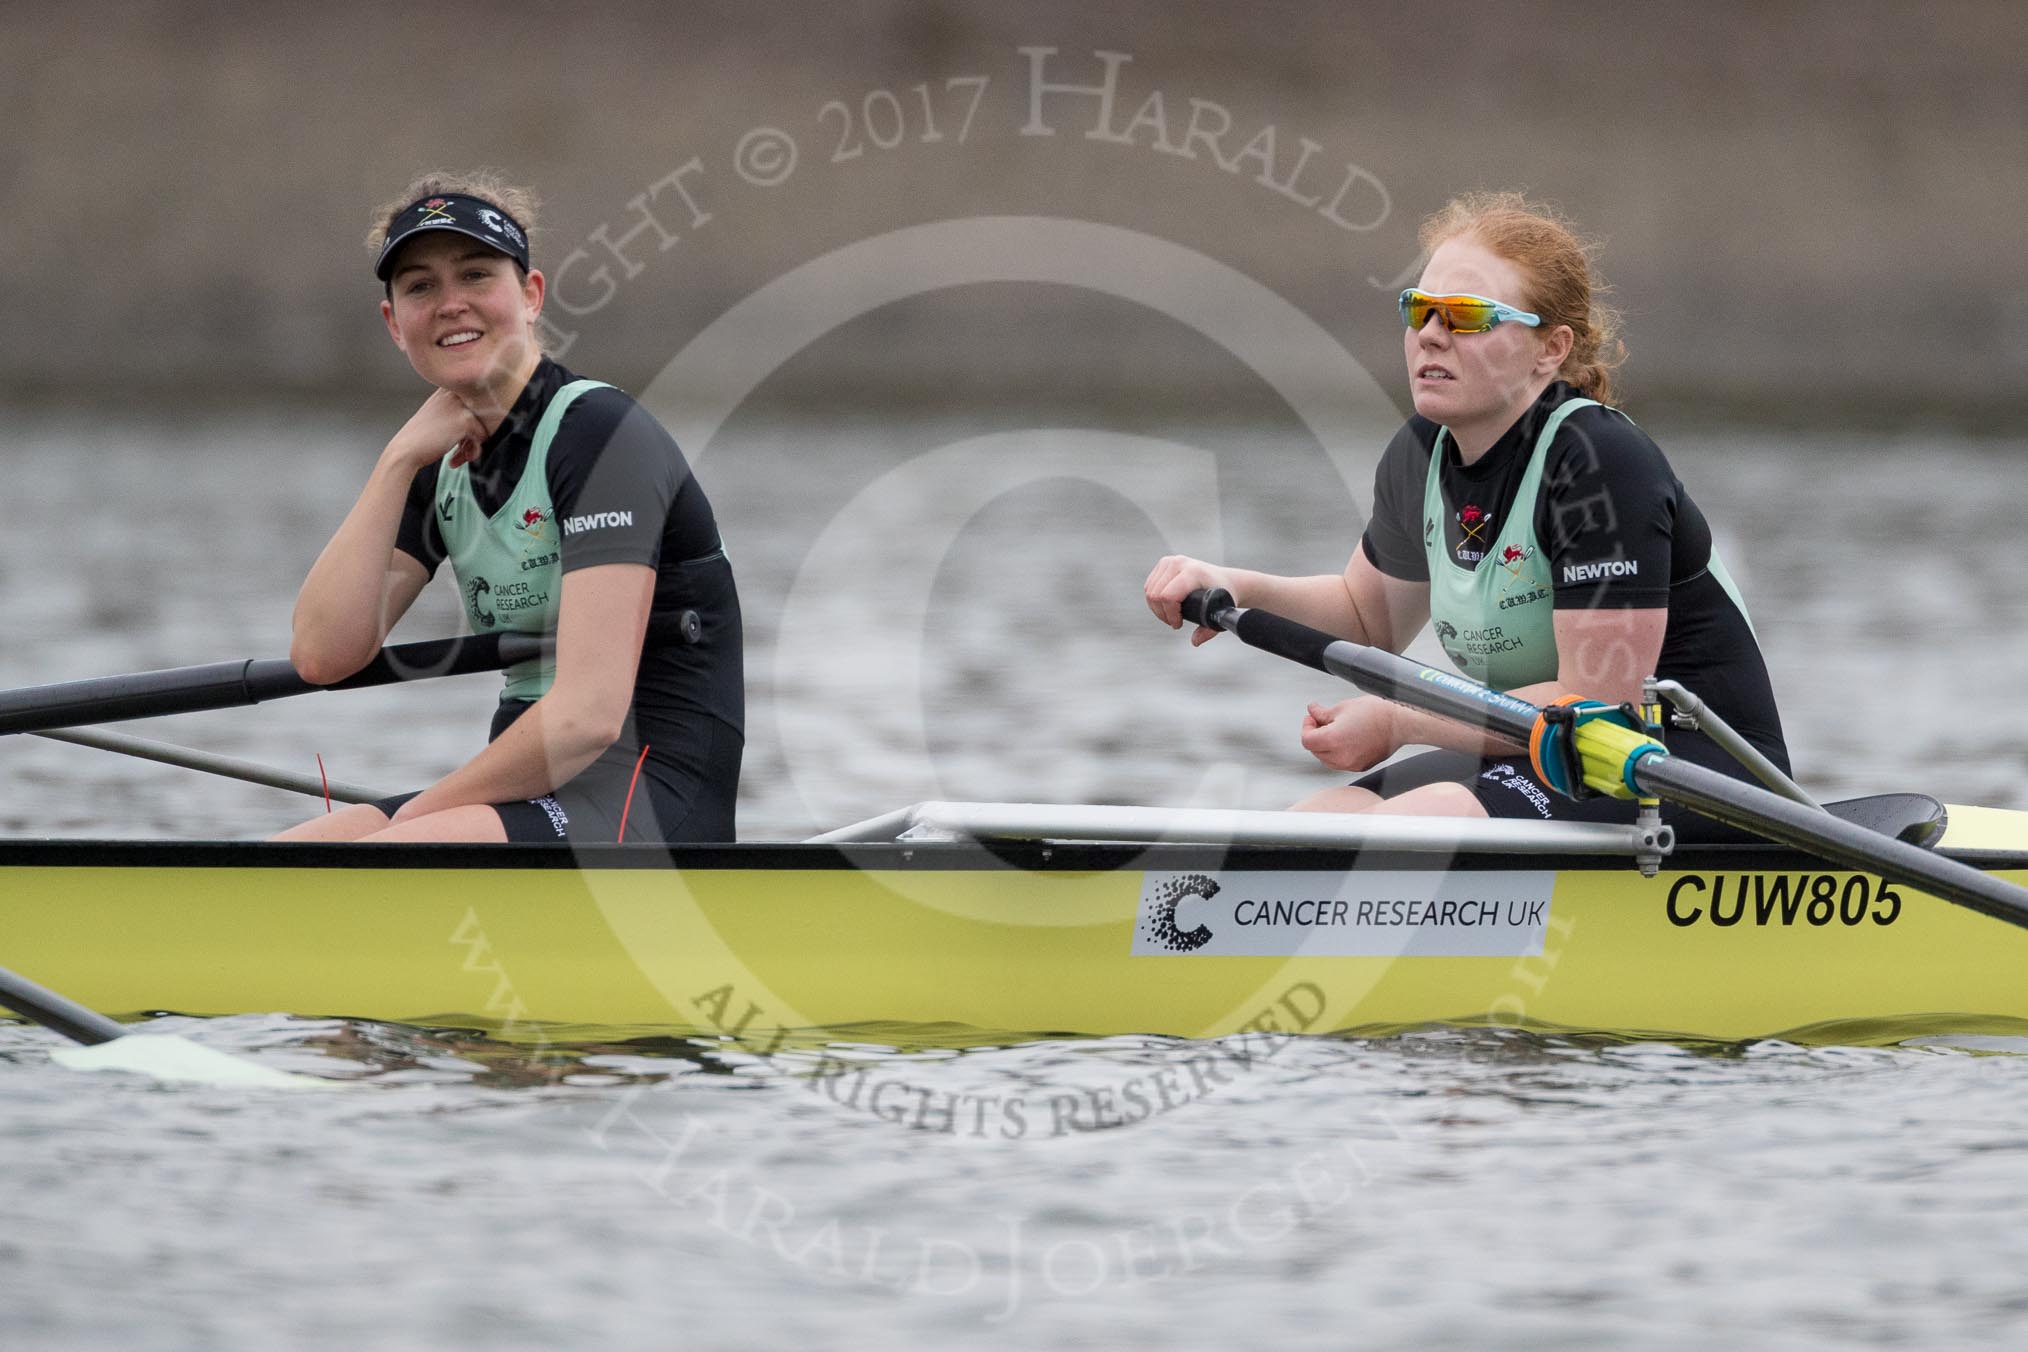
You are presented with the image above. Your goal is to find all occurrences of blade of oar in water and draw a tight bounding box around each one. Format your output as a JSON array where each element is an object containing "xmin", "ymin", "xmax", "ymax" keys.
[
  {"xmin": 0, "ymin": 635, "xmax": 547, "ymax": 1081},
  {"xmin": 0, "ymin": 632, "xmax": 551, "ymax": 737},
  {"xmin": 0, "ymin": 964, "xmax": 332, "ymax": 1088},
  {"xmin": 51, "ymin": 1036, "xmax": 336, "ymax": 1087},
  {"xmin": 1178, "ymin": 587, "xmax": 2028, "ymax": 932}
]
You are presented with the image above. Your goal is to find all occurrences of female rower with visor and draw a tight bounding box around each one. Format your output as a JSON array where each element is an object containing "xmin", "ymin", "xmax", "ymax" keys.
[
  {"xmin": 275, "ymin": 171, "xmax": 743, "ymax": 844},
  {"xmin": 1144, "ymin": 192, "xmax": 1787, "ymax": 839}
]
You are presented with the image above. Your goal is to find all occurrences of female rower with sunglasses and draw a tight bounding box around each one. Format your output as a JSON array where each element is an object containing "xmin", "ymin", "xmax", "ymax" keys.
[
  {"xmin": 1145, "ymin": 192, "xmax": 1787, "ymax": 837},
  {"xmin": 274, "ymin": 171, "xmax": 743, "ymax": 844}
]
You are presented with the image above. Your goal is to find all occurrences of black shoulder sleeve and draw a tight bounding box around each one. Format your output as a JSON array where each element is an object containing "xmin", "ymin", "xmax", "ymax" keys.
[
  {"xmin": 392, "ymin": 461, "xmax": 445, "ymax": 577},
  {"xmin": 547, "ymin": 388, "xmax": 689, "ymax": 572},
  {"xmin": 1541, "ymin": 407, "xmax": 1676, "ymax": 609},
  {"xmin": 1359, "ymin": 418, "xmax": 1435, "ymax": 582}
]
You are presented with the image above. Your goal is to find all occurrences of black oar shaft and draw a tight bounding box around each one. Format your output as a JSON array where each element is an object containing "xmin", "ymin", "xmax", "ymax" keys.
[
  {"xmin": 0, "ymin": 965, "xmax": 125, "ymax": 1045},
  {"xmin": 1189, "ymin": 590, "xmax": 1538, "ymax": 740},
  {"xmin": 32, "ymin": 728, "xmax": 390, "ymax": 803},
  {"xmin": 0, "ymin": 634, "xmax": 547, "ymax": 736},
  {"xmin": 1638, "ymin": 757, "xmax": 2028, "ymax": 927},
  {"xmin": 1180, "ymin": 587, "xmax": 2028, "ymax": 930}
]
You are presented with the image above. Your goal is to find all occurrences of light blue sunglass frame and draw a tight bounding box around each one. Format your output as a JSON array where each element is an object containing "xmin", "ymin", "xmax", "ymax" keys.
[{"xmin": 1399, "ymin": 289, "xmax": 1542, "ymax": 333}]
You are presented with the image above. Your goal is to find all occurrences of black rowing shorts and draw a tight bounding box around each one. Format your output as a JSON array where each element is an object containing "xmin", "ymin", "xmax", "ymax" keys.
[
  {"xmin": 371, "ymin": 710, "xmax": 741, "ymax": 844},
  {"xmin": 1349, "ymin": 737, "xmax": 1773, "ymax": 847}
]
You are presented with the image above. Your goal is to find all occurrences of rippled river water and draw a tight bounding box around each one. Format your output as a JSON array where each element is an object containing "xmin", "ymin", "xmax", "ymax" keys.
[{"xmin": 4, "ymin": 409, "xmax": 2027, "ymax": 1348}]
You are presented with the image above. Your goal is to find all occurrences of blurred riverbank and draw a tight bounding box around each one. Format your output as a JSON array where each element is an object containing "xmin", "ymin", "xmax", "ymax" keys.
[{"xmin": 6, "ymin": 0, "xmax": 2027, "ymax": 427}]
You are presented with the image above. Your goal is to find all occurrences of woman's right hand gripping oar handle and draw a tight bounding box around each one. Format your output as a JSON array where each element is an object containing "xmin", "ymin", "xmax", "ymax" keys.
[
  {"xmin": 1178, "ymin": 586, "xmax": 1237, "ymax": 632},
  {"xmin": 1179, "ymin": 589, "xmax": 1335, "ymax": 674}
]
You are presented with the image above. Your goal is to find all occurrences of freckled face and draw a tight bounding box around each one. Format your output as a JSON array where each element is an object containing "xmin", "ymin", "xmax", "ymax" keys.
[
  {"xmin": 1403, "ymin": 237, "xmax": 1553, "ymax": 436},
  {"xmin": 381, "ymin": 232, "xmax": 544, "ymax": 395}
]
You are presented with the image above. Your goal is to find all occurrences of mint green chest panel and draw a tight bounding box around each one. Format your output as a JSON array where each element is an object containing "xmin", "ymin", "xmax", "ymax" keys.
[
  {"xmin": 435, "ymin": 379, "xmax": 610, "ymax": 701},
  {"xmin": 1420, "ymin": 398, "xmax": 1599, "ymax": 691}
]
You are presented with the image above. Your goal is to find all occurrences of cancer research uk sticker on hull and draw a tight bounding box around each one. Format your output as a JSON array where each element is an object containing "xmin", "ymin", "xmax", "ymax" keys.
[{"xmin": 1133, "ymin": 871, "xmax": 1553, "ymax": 958}]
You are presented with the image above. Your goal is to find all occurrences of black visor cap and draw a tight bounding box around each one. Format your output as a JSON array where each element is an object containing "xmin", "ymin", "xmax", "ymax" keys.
[{"xmin": 374, "ymin": 193, "xmax": 531, "ymax": 282}]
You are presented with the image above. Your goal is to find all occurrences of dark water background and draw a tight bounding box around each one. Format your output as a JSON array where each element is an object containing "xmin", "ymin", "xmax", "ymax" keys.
[
  {"xmin": 3, "ymin": 412, "xmax": 2026, "ymax": 1349},
  {"xmin": 6, "ymin": 412, "xmax": 2022, "ymax": 837}
]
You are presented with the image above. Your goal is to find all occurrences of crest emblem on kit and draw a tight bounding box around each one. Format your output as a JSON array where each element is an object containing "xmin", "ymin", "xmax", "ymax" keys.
[
  {"xmin": 1494, "ymin": 543, "xmax": 1546, "ymax": 602},
  {"xmin": 416, "ymin": 197, "xmax": 455, "ymax": 225},
  {"xmin": 1456, "ymin": 503, "xmax": 1489, "ymax": 546},
  {"xmin": 514, "ymin": 506, "xmax": 557, "ymax": 548}
]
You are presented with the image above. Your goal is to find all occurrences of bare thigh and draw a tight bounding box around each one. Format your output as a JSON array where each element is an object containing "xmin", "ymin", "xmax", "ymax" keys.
[
  {"xmin": 1289, "ymin": 785, "xmax": 1384, "ymax": 813},
  {"xmin": 270, "ymin": 802, "xmax": 391, "ymax": 842},
  {"xmin": 1361, "ymin": 781, "xmax": 1488, "ymax": 818},
  {"xmin": 1287, "ymin": 781, "xmax": 1487, "ymax": 818},
  {"xmin": 359, "ymin": 804, "xmax": 510, "ymax": 843}
]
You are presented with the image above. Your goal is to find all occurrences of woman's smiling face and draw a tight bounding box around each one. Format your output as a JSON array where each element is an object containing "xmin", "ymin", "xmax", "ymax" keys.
[
  {"xmin": 1404, "ymin": 235, "xmax": 1567, "ymax": 453},
  {"xmin": 380, "ymin": 231, "xmax": 544, "ymax": 396}
]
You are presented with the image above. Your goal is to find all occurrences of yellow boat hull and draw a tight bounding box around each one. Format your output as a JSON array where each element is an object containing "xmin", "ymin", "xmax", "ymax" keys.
[{"xmin": 7, "ymin": 805, "xmax": 2028, "ymax": 1046}]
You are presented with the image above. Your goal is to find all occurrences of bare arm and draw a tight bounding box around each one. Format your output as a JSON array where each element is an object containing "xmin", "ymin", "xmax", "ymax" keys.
[
  {"xmin": 291, "ymin": 519, "xmax": 431, "ymax": 684},
  {"xmin": 1144, "ymin": 546, "xmax": 1430, "ymax": 652},
  {"xmin": 388, "ymin": 563, "xmax": 655, "ymax": 821},
  {"xmin": 1366, "ymin": 605, "xmax": 1669, "ymax": 759},
  {"xmin": 291, "ymin": 390, "xmax": 487, "ymax": 682}
]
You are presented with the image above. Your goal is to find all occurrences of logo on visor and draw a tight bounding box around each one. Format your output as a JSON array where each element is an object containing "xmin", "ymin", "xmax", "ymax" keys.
[
  {"xmin": 416, "ymin": 197, "xmax": 455, "ymax": 225},
  {"xmin": 477, "ymin": 207, "xmax": 526, "ymax": 248}
]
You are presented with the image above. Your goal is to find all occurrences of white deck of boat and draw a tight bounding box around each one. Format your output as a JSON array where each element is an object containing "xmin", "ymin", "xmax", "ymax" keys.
[{"xmin": 808, "ymin": 801, "xmax": 1669, "ymax": 856}]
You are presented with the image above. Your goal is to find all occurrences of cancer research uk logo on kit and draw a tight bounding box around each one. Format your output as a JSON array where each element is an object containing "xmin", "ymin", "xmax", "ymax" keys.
[{"xmin": 1134, "ymin": 871, "xmax": 1552, "ymax": 958}]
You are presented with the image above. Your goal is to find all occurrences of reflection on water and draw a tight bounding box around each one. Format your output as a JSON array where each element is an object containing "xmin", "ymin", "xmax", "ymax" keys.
[
  {"xmin": 5, "ymin": 410, "xmax": 2024, "ymax": 838},
  {"xmin": 5, "ymin": 1014, "xmax": 2028, "ymax": 1349}
]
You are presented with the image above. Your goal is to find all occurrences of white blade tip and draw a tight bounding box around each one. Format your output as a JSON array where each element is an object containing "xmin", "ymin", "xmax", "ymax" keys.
[{"xmin": 50, "ymin": 1034, "xmax": 338, "ymax": 1089}]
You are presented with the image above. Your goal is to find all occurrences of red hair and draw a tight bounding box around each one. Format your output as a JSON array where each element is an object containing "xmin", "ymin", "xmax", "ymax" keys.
[{"xmin": 1418, "ymin": 193, "xmax": 1626, "ymax": 405}]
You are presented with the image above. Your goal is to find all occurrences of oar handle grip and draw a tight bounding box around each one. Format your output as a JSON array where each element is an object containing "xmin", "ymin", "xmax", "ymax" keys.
[
  {"xmin": 1181, "ymin": 588, "xmax": 1334, "ymax": 672},
  {"xmin": 1179, "ymin": 586, "xmax": 1234, "ymax": 630}
]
